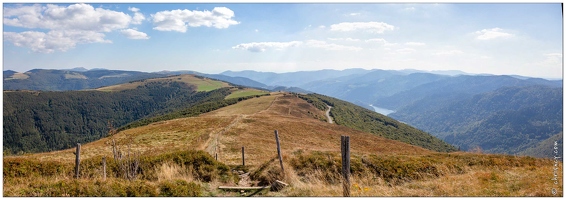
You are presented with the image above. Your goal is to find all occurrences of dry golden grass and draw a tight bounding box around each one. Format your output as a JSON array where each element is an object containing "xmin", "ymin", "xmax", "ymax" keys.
[
  {"xmin": 64, "ymin": 73, "xmax": 88, "ymax": 79},
  {"xmin": 203, "ymin": 93, "xmax": 278, "ymax": 116},
  {"xmin": 5, "ymin": 72, "xmax": 30, "ymax": 80},
  {"xmin": 214, "ymin": 93, "xmax": 431, "ymax": 166},
  {"xmin": 156, "ymin": 162, "xmax": 195, "ymax": 183},
  {"xmin": 17, "ymin": 116, "xmax": 236, "ymax": 162},
  {"xmin": 345, "ymin": 164, "xmax": 562, "ymax": 197}
]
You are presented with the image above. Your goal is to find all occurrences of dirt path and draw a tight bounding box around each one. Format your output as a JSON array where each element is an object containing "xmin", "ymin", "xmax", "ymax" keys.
[
  {"xmin": 206, "ymin": 95, "xmax": 280, "ymax": 161},
  {"xmin": 204, "ymin": 115, "xmax": 243, "ymax": 158},
  {"xmin": 326, "ymin": 105, "xmax": 333, "ymax": 124},
  {"xmin": 257, "ymin": 96, "xmax": 279, "ymax": 115}
]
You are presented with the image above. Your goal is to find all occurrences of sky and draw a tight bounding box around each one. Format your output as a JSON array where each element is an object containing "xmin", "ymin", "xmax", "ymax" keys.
[{"xmin": 2, "ymin": 3, "xmax": 564, "ymax": 79}]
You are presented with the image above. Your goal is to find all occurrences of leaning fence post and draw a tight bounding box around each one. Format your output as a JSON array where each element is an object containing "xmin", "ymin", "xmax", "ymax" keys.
[
  {"xmin": 341, "ymin": 136, "xmax": 350, "ymax": 197},
  {"xmin": 75, "ymin": 143, "xmax": 81, "ymax": 179},
  {"xmin": 102, "ymin": 156, "xmax": 107, "ymax": 181},
  {"xmin": 242, "ymin": 146, "xmax": 245, "ymax": 166},
  {"xmin": 275, "ymin": 130, "xmax": 285, "ymax": 175}
]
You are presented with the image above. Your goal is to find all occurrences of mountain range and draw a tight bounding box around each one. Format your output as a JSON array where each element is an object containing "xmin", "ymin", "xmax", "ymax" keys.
[{"xmin": 3, "ymin": 68, "xmax": 562, "ymax": 158}]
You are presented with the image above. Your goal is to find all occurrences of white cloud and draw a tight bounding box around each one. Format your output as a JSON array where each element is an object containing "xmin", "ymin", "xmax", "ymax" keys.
[
  {"xmin": 475, "ymin": 28, "xmax": 514, "ymax": 40},
  {"xmin": 540, "ymin": 53, "xmax": 563, "ymax": 65},
  {"xmin": 395, "ymin": 48, "xmax": 416, "ymax": 54},
  {"xmin": 128, "ymin": 7, "xmax": 140, "ymax": 12},
  {"xmin": 403, "ymin": 7, "xmax": 416, "ymax": 12},
  {"xmin": 120, "ymin": 29, "xmax": 149, "ymax": 39},
  {"xmin": 255, "ymin": 29, "xmax": 259, "ymax": 32},
  {"xmin": 232, "ymin": 40, "xmax": 361, "ymax": 52},
  {"xmin": 318, "ymin": 25, "xmax": 326, "ymax": 29},
  {"xmin": 404, "ymin": 42, "xmax": 426, "ymax": 46},
  {"xmin": 4, "ymin": 30, "xmax": 111, "ymax": 53},
  {"xmin": 232, "ymin": 41, "xmax": 302, "ymax": 52},
  {"xmin": 365, "ymin": 38, "xmax": 387, "ymax": 43},
  {"xmin": 3, "ymin": 3, "xmax": 148, "ymax": 53},
  {"xmin": 330, "ymin": 21, "xmax": 395, "ymax": 33},
  {"xmin": 4, "ymin": 3, "xmax": 132, "ymax": 32},
  {"xmin": 151, "ymin": 7, "xmax": 239, "ymax": 32},
  {"xmin": 305, "ymin": 40, "xmax": 362, "ymax": 51},
  {"xmin": 434, "ymin": 50, "xmax": 464, "ymax": 55},
  {"xmin": 349, "ymin": 12, "xmax": 361, "ymax": 16},
  {"xmin": 129, "ymin": 7, "xmax": 145, "ymax": 24},
  {"xmin": 365, "ymin": 38, "xmax": 397, "ymax": 46},
  {"xmin": 544, "ymin": 53, "xmax": 562, "ymax": 57},
  {"xmin": 327, "ymin": 37, "xmax": 360, "ymax": 42}
]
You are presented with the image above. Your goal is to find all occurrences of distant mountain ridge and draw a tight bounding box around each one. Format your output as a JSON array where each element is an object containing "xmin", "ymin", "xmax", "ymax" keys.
[
  {"xmin": 221, "ymin": 68, "xmax": 373, "ymax": 87},
  {"xmin": 3, "ymin": 69, "xmax": 267, "ymax": 91},
  {"xmin": 4, "ymin": 69, "xmax": 166, "ymax": 91}
]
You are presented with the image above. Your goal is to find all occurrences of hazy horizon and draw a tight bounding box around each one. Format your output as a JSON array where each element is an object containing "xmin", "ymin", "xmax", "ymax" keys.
[
  {"xmin": 5, "ymin": 66, "xmax": 563, "ymax": 80},
  {"xmin": 4, "ymin": 3, "xmax": 563, "ymax": 79}
]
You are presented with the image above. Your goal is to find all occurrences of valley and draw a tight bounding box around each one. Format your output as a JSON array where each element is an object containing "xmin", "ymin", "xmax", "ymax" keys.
[{"xmin": 369, "ymin": 104, "xmax": 395, "ymax": 116}]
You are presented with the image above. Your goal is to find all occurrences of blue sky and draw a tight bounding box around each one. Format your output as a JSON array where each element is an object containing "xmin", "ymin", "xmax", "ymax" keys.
[{"xmin": 3, "ymin": 3, "xmax": 563, "ymax": 79}]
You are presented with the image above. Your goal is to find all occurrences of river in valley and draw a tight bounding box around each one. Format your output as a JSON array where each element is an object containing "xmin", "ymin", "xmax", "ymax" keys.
[{"xmin": 369, "ymin": 104, "xmax": 395, "ymax": 116}]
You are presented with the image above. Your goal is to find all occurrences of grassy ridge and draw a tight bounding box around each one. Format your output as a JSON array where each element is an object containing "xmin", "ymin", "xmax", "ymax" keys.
[
  {"xmin": 118, "ymin": 92, "xmax": 270, "ymax": 131},
  {"xmin": 298, "ymin": 93, "xmax": 457, "ymax": 152},
  {"xmin": 225, "ymin": 88, "xmax": 269, "ymax": 99}
]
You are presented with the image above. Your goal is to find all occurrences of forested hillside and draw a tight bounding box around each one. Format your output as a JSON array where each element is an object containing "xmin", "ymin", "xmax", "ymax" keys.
[
  {"xmin": 390, "ymin": 85, "xmax": 562, "ymax": 155},
  {"xmin": 3, "ymin": 76, "xmax": 267, "ymax": 154},
  {"xmin": 298, "ymin": 93, "xmax": 457, "ymax": 152},
  {"xmin": 519, "ymin": 132, "xmax": 562, "ymax": 158}
]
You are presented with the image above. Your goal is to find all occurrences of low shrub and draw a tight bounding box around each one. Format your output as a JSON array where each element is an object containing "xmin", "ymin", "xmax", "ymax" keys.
[{"xmin": 158, "ymin": 179, "xmax": 202, "ymax": 197}]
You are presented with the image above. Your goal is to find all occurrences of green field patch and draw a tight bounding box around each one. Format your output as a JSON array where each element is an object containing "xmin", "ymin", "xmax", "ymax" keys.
[
  {"xmin": 194, "ymin": 79, "xmax": 228, "ymax": 92},
  {"xmin": 225, "ymin": 89, "xmax": 269, "ymax": 99}
]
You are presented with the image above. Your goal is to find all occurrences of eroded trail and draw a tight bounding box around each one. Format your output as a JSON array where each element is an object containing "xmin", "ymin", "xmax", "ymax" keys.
[
  {"xmin": 326, "ymin": 105, "xmax": 334, "ymax": 124},
  {"xmin": 204, "ymin": 115, "xmax": 242, "ymax": 158}
]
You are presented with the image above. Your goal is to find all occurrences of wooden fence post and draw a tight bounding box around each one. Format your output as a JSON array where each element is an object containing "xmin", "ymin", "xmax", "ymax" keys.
[
  {"xmin": 75, "ymin": 143, "xmax": 81, "ymax": 179},
  {"xmin": 341, "ymin": 136, "xmax": 350, "ymax": 197},
  {"xmin": 274, "ymin": 130, "xmax": 285, "ymax": 175},
  {"xmin": 242, "ymin": 146, "xmax": 245, "ymax": 166},
  {"xmin": 215, "ymin": 153, "xmax": 218, "ymax": 161},
  {"xmin": 102, "ymin": 156, "xmax": 107, "ymax": 181}
]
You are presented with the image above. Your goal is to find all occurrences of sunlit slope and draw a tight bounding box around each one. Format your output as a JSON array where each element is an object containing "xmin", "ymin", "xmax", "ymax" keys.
[
  {"xmin": 20, "ymin": 93, "xmax": 431, "ymax": 164},
  {"xmin": 96, "ymin": 74, "xmax": 230, "ymax": 92}
]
